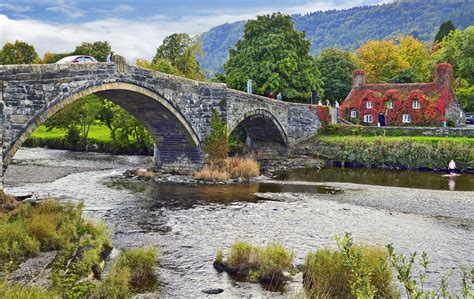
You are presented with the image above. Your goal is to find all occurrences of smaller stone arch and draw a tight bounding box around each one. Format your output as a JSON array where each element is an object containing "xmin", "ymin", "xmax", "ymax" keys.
[{"xmin": 229, "ymin": 109, "xmax": 288, "ymax": 157}]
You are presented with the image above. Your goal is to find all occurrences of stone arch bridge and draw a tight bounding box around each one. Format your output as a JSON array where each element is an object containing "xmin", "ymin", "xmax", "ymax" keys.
[{"xmin": 0, "ymin": 63, "xmax": 322, "ymax": 185}]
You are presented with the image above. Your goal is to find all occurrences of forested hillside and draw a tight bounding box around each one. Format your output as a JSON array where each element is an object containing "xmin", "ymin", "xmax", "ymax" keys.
[{"xmin": 199, "ymin": 0, "xmax": 474, "ymax": 75}]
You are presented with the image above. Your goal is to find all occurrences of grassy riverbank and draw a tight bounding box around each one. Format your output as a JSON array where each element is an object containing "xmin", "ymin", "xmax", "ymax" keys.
[
  {"xmin": 25, "ymin": 125, "xmax": 153, "ymax": 155},
  {"xmin": 0, "ymin": 193, "xmax": 158, "ymax": 298}
]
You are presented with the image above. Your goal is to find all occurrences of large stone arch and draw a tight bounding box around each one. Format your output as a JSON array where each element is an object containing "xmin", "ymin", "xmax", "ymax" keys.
[
  {"xmin": 229, "ymin": 109, "xmax": 288, "ymax": 157},
  {"xmin": 3, "ymin": 82, "xmax": 203, "ymax": 173}
]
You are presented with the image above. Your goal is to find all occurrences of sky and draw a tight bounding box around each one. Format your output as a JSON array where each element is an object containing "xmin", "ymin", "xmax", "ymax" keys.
[{"xmin": 0, "ymin": 0, "xmax": 389, "ymax": 62}]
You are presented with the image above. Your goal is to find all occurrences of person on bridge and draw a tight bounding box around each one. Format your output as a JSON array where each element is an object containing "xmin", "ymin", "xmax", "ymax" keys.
[
  {"xmin": 107, "ymin": 51, "xmax": 115, "ymax": 63},
  {"xmin": 276, "ymin": 92, "xmax": 283, "ymax": 101}
]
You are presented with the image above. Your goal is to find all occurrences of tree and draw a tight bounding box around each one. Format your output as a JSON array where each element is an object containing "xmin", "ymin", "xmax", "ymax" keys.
[
  {"xmin": 153, "ymin": 33, "xmax": 204, "ymax": 80},
  {"xmin": 357, "ymin": 36, "xmax": 432, "ymax": 83},
  {"xmin": 436, "ymin": 26, "xmax": 474, "ymax": 111},
  {"xmin": 434, "ymin": 21, "xmax": 456, "ymax": 44},
  {"xmin": 74, "ymin": 41, "xmax": 111, "ymax": 62},
  {"xmin": 136, "ymin": 58, "xmax": 181, "ymax": 76},
  {"xmin": 0, "ymin": 40, "xmax": 38, "ymax": 64},
  {"xmin": 316, "ymin": 48, "xmax": 357, "ymax": 104},
  {"xmin": 224, "ymin": 13, "xmax": 323, "ymax": 103},
  {"xmin": 40, "ymin": 52, "xmax": 69, "ymax": 64}
]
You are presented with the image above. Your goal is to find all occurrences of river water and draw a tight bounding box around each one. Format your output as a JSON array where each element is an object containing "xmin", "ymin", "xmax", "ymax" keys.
[{"xmin": 4, "ymin": 147, "xmax": 474, "ymax": 298}]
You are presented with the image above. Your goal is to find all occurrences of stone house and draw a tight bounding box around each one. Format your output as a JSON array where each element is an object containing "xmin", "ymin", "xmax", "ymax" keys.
[{"xmin": 339, "ymin": 63, "xmax": 465, "ymax": 127}]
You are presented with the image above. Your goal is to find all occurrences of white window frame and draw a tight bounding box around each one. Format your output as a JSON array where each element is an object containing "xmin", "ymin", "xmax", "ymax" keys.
[
  {"xmin": 412, "ymin": 100, "xmax": 420, "ymax": 109},
  {"xmin": 350, "ymin": 110, "xmax": 357, "ymax": 118},
  {"xmin": 364, "ymin": 114, "xmax": 373, "ymax": 123},
  {"xmin": 366, "ymin": 101, "xmax": 373, "ymax": 109},
  {"xmin": 402, "ymin": 114, "xmax": 411, "ymax": 123},
  {"xmin": 387, "ymin": 100, "xmax": 393, "ymax": 109}
]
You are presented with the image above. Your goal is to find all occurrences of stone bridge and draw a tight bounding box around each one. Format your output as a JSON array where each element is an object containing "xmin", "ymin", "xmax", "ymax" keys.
[{"xmin": 0, "ymin": 63, "xmax": 322, "ymax": 184}]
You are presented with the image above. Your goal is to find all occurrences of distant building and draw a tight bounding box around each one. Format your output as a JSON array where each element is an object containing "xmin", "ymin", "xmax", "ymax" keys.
[{"xmin": 340, "ymin": 63, "xmax": 465, "ymax": 127}]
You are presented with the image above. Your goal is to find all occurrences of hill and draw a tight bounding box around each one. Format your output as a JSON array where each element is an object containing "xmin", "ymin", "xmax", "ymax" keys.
[{"xmin": 198, "ymin": 0, "xmax": 474, "ymax": 76}]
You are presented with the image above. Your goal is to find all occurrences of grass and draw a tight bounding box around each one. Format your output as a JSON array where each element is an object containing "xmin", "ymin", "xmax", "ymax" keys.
[
  {"xmin": 319, "ymin": 135, "xmax": 474, "ymax": 145},
  {"xmin": 194, "ymin": 157, "xmax": 260, "ymax": 181},
  {"xmin": 303, "ymin": 245, "xmax": 397, "ymax": 298},
  {"xmin": 0, "ymin": 280, "xmax": 61, "ymax": 298},
  {"xmin": 216, "ymin": 241, "xmax": 294, "ymax": 285},
  {"xmin": 31, "ymin": 124, "xmax": 112, "ymax": 142}
]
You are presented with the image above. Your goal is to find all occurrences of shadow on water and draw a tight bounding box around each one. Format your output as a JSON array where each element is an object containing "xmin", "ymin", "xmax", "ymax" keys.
[{"xmin": 274, "ymin": 167, "xmax": 474, "ymax": 191}]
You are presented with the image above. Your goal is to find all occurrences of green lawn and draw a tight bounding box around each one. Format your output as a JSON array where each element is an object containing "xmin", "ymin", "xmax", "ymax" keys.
[
  {"xmin": 319, "ymin": 135, "xmax": 474, "ymax": 145},
  {"xmin": 30, "ymin": 125, "xmax": 112, "ymax": 142}
]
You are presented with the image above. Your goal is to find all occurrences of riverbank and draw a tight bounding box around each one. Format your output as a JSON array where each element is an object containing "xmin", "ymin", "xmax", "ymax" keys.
[{"xmin": 292, "ymin": 134, "xmax": 474, "ymax": 171}]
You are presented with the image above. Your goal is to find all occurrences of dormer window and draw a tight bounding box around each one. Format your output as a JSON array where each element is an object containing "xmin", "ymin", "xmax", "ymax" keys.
[
  {"xmin": 412, "ymin": 100, "xmax": 420, "ymax": 109},
  {"xmin": 366, "ymin": 101, "xmax": 373, "ymax": 109},
  {"xmin": 350, "ymin": 110, "xmax": 357, "ymax": 118},
  {"xmin": 387, "ymin": 101, "xmax": 393, "ymax": 109}
]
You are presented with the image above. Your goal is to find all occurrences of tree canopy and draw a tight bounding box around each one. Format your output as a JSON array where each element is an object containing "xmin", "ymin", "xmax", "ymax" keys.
[
  {"xmin": 224, "ymin": 13, "xmax": 323, "ymax": 103},
  {"xmin": 73, "ymin": 41, "xmax": 111, "ymax": 62},
  {"xmin": 152, "ymin": 33, "xmax": 204, "ymax": 80},
  {"xmin": 434, "ymin": 21, "xmax": 456, "ymax": 44},
  {"xmin": 0, "ymin": 40, "xmax": 38, "ymax": 65},
  {"xmin": 316, "ymin": 48, "xmax": 357, "ymax": 104},
  {"xmin": 357, "ymin": 36, "xmax": 431, "ymax": 83}
]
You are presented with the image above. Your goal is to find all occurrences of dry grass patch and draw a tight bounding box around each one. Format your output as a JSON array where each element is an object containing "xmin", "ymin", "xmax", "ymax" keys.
[{"xmin": 194, "ymin": 157, "xmax": 259, "ymax": 182}]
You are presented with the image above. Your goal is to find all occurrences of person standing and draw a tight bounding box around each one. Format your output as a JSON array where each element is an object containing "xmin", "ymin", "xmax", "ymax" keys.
[
  {"xmin": 276, "ymin": 92, "xmax": 283, "ymax": 101},
  {"xmin": 448, "ymin": 159, "xmax": 456, "ymax": 175},
  {"xmin": 106, "ymin": 51, "xmax": 115, "ymax": 63}
]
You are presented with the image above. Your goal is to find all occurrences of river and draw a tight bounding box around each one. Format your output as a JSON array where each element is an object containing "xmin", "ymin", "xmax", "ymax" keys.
[{"xmin": 4, "ymin": 147, "xmax": 474, "ymax": 297}]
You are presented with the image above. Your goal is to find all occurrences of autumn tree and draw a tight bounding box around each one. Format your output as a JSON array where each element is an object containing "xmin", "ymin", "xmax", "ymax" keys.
[
  {"xmin": 316, "ymin": 48, "xmax": 357, "ymax": 104},
  {"xmin": 434, "ymin": 21, "xmax": 456, "ymax": 44},
  {"xmin": 0, "ymin": 40, "xmax": 38, "ymax": 64},
  {"xmin": 224, "ymin": 13, "xmax": 323, "ymax": 103},
  {"xmin": 152, "ymin": 33, "xmax": 204, "ymax": 80},
  {"xmin": 357, "ymin": 36, "xmax": 431, "ymax": 83}
]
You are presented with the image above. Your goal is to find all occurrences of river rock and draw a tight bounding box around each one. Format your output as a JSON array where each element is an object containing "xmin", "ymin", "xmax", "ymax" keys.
[
  {"xmin": 201, "ymin": 288, "xmax": 224, "ymax": 295},
  {"xmin": 8, "ymin": 251, "xmax": 58, "ymax": 287}
]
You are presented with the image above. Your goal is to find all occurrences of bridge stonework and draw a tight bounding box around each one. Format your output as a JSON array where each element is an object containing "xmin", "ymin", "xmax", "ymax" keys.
[{"xmin": 0, "ymin": 63, "xmax": 322, "ymax": 186}]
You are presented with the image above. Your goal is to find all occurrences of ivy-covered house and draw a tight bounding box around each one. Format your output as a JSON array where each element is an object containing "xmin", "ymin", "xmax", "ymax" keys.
[{"xmin": 340, "ymin": 63, "xmax": 465, "ymax": 127}]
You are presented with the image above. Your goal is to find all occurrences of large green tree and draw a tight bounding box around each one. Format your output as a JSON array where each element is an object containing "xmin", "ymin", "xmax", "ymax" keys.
[
  {"xmin": 224, "ymin": 13, "xmax": 323, "ymax": 103},
  {"xmin": 316, "ymin": 48, "xmax": 357, "ymax": 104},
  {"xmin": 434, "ymin": 20, "xmax": 456, "ymax": 44},
  {"xmin": 0, "ymin": 40, "xmax": 38, "ymax": 64},
  {"xmin": 152, "ymin": 33, "xmax": 204, "ymax": 80},
  {"xmin": 436, "ymin": 26, "xmax": 474, "ymax": 111},
  {"xmin": 73, "ymin": 41, "xmax": 111, "ymax": 62}
]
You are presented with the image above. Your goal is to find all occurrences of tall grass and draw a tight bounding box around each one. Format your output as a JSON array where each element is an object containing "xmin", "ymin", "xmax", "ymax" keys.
[
  {"xmin": 0, "ymin": 279, "xmax": 61, "ymax": 298},
  {"xmin": 115, "ymin": 247, "xmax": 158, "ymax": 287},
  {"xmin": 194, "ymin": 157, "xmax": 260, "ymax": 181},
  {"xmin": 216, "ymin": 241, "xmax": 293, "ymax": 285}
]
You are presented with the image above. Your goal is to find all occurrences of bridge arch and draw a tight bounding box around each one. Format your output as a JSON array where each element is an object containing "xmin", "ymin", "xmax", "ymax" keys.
[
  {"xmin": 229, "ymin": 109, "xmax": 288, "ymax": 156},
  {"xmin": 4, "ymin": 81, "xmax": 203, "ymax": 173}
]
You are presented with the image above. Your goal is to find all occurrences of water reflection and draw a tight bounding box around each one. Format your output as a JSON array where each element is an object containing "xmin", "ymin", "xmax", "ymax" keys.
[{"xmin": 275, "ymin": 167, "xmax": 474, "ymax": 191}]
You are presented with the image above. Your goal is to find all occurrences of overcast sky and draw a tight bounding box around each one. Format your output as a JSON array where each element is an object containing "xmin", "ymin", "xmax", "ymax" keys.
[{"xmin": 0, "ymin": 0, "xmax": 389, "ymax": 62}]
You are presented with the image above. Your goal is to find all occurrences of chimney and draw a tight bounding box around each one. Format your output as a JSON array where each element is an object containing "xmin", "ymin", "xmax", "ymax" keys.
[
  {"xmin": 434, "ymin": 63, "xmax": 453, "ymax": 91},
  {"xmin": 352, "ymin": 69, "xmax": 366, "ymax": 89}
]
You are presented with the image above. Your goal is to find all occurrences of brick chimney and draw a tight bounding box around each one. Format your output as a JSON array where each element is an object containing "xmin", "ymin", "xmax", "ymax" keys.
[
  {"xmin": 434, "ymin": 63, "xmax": 453, "ymax": 91},
  {"xmin": 352, "ymin": 69, "xmax": 366, "ymax": 89}
]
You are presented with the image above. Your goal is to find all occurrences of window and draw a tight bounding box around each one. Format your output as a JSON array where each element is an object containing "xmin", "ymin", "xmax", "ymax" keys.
[
  {"xmin": 412, "ymin": 100, "xmax": 420, "ymax": 109},
  {"xmin": 350, "ymin": 110, "xmax": 357, "ymax": 118},
  {"xmin": 387, "ymin": 101, "xmax": 393, "ymax": 109},
  {"xmin": 402, "ymin": 114, "xmax": 411, "ymax": 123},
  {"xmin": 366, "ymin": 101, "xmax": 373, "ymax": 109},
  {"xmin": 364, "ymin": 114, "xmax": 373, "ymax": 123}
]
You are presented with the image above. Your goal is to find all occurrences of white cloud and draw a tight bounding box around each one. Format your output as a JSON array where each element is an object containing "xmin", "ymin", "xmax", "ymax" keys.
[
  {"xmin": 46, "ymin": 5, "xmax": 85, "ymax": 18},
  {"xmin": 0, "ymin": 3, "xmax": 32, "ymax": 13},
  {"xmin": 0, "ymin": 13, "xmax": 251, "ymax": 63}
]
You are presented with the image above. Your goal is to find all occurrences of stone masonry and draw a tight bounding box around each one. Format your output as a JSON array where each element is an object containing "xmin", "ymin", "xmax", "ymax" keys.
[{"xmin": 0, "ymin": 63, "xmax": 322, "ymax": 186}]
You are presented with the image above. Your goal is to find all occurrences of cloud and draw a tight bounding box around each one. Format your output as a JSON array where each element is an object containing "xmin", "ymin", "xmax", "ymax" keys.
[
  {"xmin": 45, "ymin": 0, "xmax": 85, "ymax": 19},
  {"xmin": 0, "ymin": 3, "xmax": 33, "ymax": 13}
]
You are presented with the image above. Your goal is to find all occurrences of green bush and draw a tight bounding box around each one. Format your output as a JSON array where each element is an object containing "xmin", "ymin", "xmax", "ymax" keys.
[
  {"xmin": 93, "ymin": 266, "xmax": 130, "ymax": 299},
  {"xmin": 217, "ymin": 241, "xmax": 294, "ymax": 285},
  {"xmin": 0, "ymin": 221, "xmax": 40, "ymax": 266},
  {"xmin": 115, "ymin": 247, "xmax": 158, "ymax": 289},
  {"xmin": 303, "ymin": 243, "xmax": 397, "ymax": 298}
]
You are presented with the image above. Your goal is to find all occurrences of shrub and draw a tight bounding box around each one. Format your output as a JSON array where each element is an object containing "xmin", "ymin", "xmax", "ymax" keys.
[
  {"xmin": 258, "ymin": 243, "xmax": 294, "ymax": 283},
  {"xmin": 115, "ymin": 247, "xmax": 158, "ymax": 288},
  {"xmin": 0, "ymin": 192, "xmax": 19, "ymax": 212},
  {"xmin": 224, "ymin": 157, "xmax": 260, "ymax": 178},
  {"xmin": 0, "ymin": 221, "xmax": 40, "ymax": 266},
  {"xmin": 303, "ymin": 235, "xmax": 396, "ymax": 298},
  {"xmin": 193, "ymin": 164, "xmax": 230, "ymax": 181},
  {"xmin": 93, "ymin": 266, "xmax": 130, "ymax": 299},
  {"xmin": 203, "ymin": 109, "xmax": 228, "ymax": 161}
]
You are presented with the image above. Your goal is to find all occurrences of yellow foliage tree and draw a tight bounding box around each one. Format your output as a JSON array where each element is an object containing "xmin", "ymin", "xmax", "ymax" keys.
[{"xmin": 357, "ymin": 36, "xmax": 432, "ymax": 83}]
